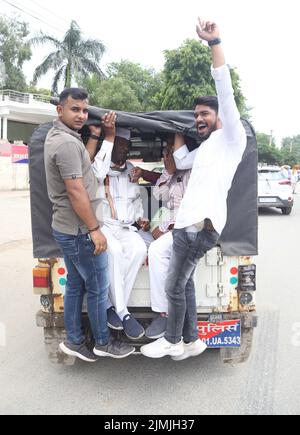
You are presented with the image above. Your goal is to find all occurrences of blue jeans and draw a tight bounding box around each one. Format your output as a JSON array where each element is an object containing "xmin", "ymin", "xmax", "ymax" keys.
[
  {"xmin": 165, "ymin": 228, "xmax": 219, "ymax": 345},
  {"xmin": 53, "ymin": 230, "xmax": 109, "ymax": 346}
]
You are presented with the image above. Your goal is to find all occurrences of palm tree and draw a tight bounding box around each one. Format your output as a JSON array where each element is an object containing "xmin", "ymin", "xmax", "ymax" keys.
[{"xmin": 31, "ymin": 21, "xmax": 106, "ymax": 95}]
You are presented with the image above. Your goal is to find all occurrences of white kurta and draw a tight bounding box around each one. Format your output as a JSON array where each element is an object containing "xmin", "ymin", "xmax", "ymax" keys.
[
  {"xmin": 174, "ymin": 65, "xmax": 247, "ymax": 235},
  {"xmin": 101, "ymin": 224, "xmax": 147, "ymax": 314},
  {"xmin": 148, "ymin": 231, "xmax": 173, "ymax": 313},
  {"xmin": 92, "ymin": 147, "xmax": 147, "ymax": 316}
]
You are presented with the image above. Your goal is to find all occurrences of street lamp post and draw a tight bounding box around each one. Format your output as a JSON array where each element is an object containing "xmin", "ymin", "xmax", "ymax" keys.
[{"xmin": 269, "ymin": 130, "xmax": 273, "ymax": 147}]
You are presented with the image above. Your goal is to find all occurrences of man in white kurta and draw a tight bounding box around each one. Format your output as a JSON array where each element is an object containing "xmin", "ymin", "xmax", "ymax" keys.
[
  {"xmin": 92, "ymin": 129, "xmax": 148, "ymax": 340},
  {"xmin": 141, "ymin": 18, "xmax": 247, "ymax": 361}
]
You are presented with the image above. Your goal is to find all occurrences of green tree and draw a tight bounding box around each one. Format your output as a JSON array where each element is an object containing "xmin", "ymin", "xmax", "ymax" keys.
[
  {"xmin": 26, "ymin": 85, "xmax": 51, "ymax": 96},
  {"xmin": 79, "ymin": 60, "xmax": 164, "ymax": 111},
  {"xmin": 230, "ymin": 68, "xmax": 251, "ymax": 120},
  {"xmin": 78, "ymin": 73, "xmax": 103, "ymax": 106},
  {"xmin": 106, "ymin": 60, "xmax": 164, "ymax": 111},
  {"xmin": 279, "ymin": 148, "xmax": 298, "ymax": 167},
  {"xmin": 160, "ymin": 39, "xmax": 248, "ymax": 115},
  {"xmin": 0, "ymin": 16, "xmax": 32, "ymax": 91},
  {"xmin": 93, "ymin": 77, "xmax": 143, "ymax": 112},
  {"xmin": 257, "ymin": 132, "xmax": 281, "ymax": 165},
  {"xmin": 280, "ymin": 135, "xmax": 300, "ymax": 166},
  {"xmin": 31, "ymin": 21, "xmax": 105, "ymax": 95}
]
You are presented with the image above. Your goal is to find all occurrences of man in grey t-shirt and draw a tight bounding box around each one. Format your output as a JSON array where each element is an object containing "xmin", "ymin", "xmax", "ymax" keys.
[{"xmin": 45, "ymin": 88, "xmax": 135, "ymax": 362}]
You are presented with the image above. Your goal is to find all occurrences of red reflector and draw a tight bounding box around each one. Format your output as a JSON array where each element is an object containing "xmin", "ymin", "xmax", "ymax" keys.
[
  {"xmin": 33, "ymin": 276, "xmax": 49, "ymax": 288},
  {"xmin": 231, "ymin": 267, "xmax": 238, "ymax": 275}
]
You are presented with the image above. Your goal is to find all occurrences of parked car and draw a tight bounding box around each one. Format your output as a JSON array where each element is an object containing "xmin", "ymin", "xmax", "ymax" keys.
[{"xmin": 258, "ymin": 167, "xmax": 294, "ymax": 215}]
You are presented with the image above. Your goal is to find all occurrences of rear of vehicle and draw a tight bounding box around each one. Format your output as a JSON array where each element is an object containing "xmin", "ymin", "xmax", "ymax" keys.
[
  {"xmin": 33, "ymin": 247, "xmax": 257, "ymax": 365},
  {"xmin": 131, "ymin": 247, "xmax": 257, "ymax": 364},
  {"xmin": 258, "ymin": 167, "xmax": 294, "ymax": 215},
  {"xmin": 30, "ymin": 114, "xmax": 258, "ymax": 366}
]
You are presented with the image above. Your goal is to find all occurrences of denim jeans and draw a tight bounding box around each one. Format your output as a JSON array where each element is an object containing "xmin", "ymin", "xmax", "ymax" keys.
[
  {"xmin": 53, "ymin": 230, "xmax": 110, "ymax": 346},
  {"xmin": 165, "ymin": 228, "xmax": 219, "ymax": 345}
]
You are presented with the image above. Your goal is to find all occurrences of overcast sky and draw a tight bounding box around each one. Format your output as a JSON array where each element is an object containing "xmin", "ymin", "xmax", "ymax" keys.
[{"xmin": 1, "ymin": 0, "xmax": 299, "ymax": 145}]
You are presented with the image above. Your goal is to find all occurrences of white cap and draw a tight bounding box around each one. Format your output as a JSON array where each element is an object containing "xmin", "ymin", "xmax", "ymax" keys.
[{"xmin": 116, "ymin": 127, "xmax": 131, "ymax": 141}]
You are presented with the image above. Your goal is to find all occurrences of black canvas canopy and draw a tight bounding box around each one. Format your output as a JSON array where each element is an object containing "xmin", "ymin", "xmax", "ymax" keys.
[
  {"xmin": 29, "ymin": 106, "xmax": 258, "ymax": 258},
  {"xmin": 50, "ymin": 97, "xmax": 200, "ymax": 141}
]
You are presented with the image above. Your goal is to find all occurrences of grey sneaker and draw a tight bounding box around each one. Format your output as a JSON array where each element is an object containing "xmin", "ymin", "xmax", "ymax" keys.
[
  {"xmin": 145, "ymin": 315, "xmax": 168, "ymax": 340},
  {"xmin": 94, "ymin": 338, "xmax": 135, "ymax": 359},
  {"xmin": 59, "ymin": 342, "xmax": 98, "ymax": 363}
]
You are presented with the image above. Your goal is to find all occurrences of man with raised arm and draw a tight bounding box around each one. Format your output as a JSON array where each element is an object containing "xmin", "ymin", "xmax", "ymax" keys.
[{"xmin": 141, "ymin": 18, "xmax": 247, "ymax": 361}]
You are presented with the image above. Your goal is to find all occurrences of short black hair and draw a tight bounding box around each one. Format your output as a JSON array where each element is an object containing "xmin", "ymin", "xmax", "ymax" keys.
[
  {"xmin": 59, "ymin": 88, "xmax": 89, "ymax": 105},
  {"xmin": 194, "ymin": 96, "xmax": 219, "ymax": 113}
]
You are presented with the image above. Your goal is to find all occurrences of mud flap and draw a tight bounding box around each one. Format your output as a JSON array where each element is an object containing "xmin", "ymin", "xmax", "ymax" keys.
[{"xmin": 220, "ymin": 327, "xmax": 254, "ymax": 365}]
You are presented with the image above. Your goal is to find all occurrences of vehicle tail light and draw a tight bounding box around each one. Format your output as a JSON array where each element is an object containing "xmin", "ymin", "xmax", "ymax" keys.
[
  {"xmin": 279, "ymin": 180, "xmax": 291, "ymax": 186},
  {"xmin": 33, "ymin": 266, "xmax": 51, "ymax": 295},
  {"xmin": 230, "ymin": 267, "xmax": 239, "ymax": 286}
]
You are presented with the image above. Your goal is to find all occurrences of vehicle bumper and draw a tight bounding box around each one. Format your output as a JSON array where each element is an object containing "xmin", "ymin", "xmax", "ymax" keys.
[
  {"xmin": 258, "ymin": 197, "xmax": 294, "ymax": 209},
  {"xmin": 36, "ymin": 309, "xmax": 258, "ymax": 330}
]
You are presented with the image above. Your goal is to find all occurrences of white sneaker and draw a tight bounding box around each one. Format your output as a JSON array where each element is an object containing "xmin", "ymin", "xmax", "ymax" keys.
[
  {"xmin": 141, "ymin": 337, "xmax": 184, "ymax": 359},
  {"xmin": 172, "ymin": 339, "xmax": 207, "ymax": 361}
]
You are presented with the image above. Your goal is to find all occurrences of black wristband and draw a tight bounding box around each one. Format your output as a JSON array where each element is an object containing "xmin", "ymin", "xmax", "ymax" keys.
[
  {"xmin": 208, "ymin": 38, "xmax": 222, "ymax": 47},
  {"xmin": 90, "ymin": 134, "xmax": 100, "ymax": 141},
  {"xmin": 89, "ymin": 225, "xmax": 100, "ymax": 234}
]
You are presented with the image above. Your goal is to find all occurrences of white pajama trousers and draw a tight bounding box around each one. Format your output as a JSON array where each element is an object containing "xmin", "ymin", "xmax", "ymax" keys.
[
  {"xmin": 101, "ymin": 225, "xmax": 147, "ymax": 317},
  {"xmin": 148, "ymin": 231, "xmax": 173, "ymax": 314}
]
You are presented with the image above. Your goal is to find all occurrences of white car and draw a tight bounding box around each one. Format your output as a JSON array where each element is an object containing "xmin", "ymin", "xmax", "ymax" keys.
[{"xmin": 258, "ymin": 167, "xmax": 294, "ymax": 215}]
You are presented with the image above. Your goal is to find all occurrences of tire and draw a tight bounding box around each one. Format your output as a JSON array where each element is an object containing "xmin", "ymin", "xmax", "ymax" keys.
[
  {"xmin": 220, "ymin": 328, "xmax": 254, "ymax": 365},
  {"xmin": 281, "ymin": 207, "xmax": 292, "ymax": 215}
]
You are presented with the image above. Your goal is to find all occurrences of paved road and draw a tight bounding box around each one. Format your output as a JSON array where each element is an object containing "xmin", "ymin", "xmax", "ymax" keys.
[{"xmin": 0, "ymin": 190, "xmax": 300, "ymax": 415}]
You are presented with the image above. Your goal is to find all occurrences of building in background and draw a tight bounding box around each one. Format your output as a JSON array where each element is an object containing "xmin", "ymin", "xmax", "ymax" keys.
[
  {"xmin": 0, "ymin": 90, "xmax": 56, "ymax": 190},
  {"xmin": 0, "ymin": 90, "xmax": 56, "ymax": 143}
]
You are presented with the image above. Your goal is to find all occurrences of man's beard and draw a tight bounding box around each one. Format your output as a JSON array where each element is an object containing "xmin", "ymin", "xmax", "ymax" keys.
[{"xmin": 198, "ymin": 121, "xmax": 218, "ymax": 140}]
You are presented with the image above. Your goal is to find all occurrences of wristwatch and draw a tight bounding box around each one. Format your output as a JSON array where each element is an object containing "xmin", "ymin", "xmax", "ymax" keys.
[{"xmin": 208, "ymin": 38, "xmax": 222, "ymax": 47}]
